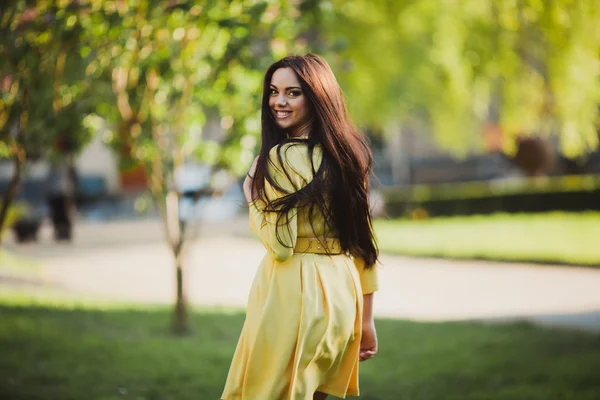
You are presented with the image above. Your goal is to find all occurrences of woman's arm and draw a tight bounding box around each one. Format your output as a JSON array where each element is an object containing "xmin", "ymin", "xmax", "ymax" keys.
[
  {"xmin": 353, "ymin": 256, "xmax": 378, "ymax": 361},
  {"xmin": 360, "ymin": 292, "xmax": 377, "ymax": 361},
  {"xmin": 362, "ymin": 292, "xmax": 375, "ymax": 325}
]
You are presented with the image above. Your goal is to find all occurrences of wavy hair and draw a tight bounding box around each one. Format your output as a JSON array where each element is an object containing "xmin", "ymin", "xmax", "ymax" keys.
[{"xmin": 251, "ymin": 53, "xmax": 378, "ymax": 267}]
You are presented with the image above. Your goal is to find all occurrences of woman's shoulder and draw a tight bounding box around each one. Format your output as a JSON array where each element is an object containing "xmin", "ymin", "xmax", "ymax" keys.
[{"xmin": 268, "ymin": 141, "xmax": 322, "ymax": 180}]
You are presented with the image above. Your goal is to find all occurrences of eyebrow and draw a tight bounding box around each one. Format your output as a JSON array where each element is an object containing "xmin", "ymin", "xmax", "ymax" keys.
[{"xmin": 270, "ymin": 84, "xmax": 302, "ymax": 90}]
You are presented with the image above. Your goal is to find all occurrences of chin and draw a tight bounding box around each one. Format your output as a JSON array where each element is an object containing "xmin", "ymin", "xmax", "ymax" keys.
[{"xmin": 276, "ymin": 121, "xmax": 294, "ymax": 130}]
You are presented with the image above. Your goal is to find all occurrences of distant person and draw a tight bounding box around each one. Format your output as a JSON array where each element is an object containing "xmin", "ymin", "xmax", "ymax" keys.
[
  {"xmin": 221, "ymin": 54, "xmax": 379, "ymax": 400},
  {"xmin": 46, "ymin": 160, "xmax": 77, "ymax": 241}
]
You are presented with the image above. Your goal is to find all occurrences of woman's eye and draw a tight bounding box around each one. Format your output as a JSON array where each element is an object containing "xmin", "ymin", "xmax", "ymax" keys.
[
  {"xmin": 289, "ymin": 91, "xmax": 301, "ymax": 97},
  {"xmin": 270, "ymin": 89, "xmax": 278, "ymax": 95}
]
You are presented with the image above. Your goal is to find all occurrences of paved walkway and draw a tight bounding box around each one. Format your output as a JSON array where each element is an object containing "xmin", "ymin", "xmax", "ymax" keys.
[{"xmin": 2, "ymin": 219, "xmax": 600, "ymax": 332}]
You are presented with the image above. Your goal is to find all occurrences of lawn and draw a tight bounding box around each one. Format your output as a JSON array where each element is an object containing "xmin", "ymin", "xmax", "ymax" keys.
[
  {"xmin": 1, "ymin": 297, "xmax": 599, "ymax": 400},
  {"xmin": 374, "ymin": 212, "xmax": 600, "ymax": 266}
]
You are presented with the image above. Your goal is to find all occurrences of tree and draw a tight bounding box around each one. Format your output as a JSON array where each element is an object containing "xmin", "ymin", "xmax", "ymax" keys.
[
  {"xmin": 314, "ymin": 0, "xmax": 600, "ymax": 158},
  {"xmin": 82, "ymin": 0, "xmax": 305, "ymax": 334},
  {"xmin": 0, "ymin": 1, "xmax": 94, "ymax": 242}
]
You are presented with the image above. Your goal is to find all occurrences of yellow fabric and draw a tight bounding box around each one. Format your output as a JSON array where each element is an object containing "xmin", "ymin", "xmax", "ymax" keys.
[
  {"xmin": 294, "ymin": 237, "xmax": 343, "ymax": 255},
  {"xmin": 221, "ymin": 142, "xmax": 379, "ymax": 400}
]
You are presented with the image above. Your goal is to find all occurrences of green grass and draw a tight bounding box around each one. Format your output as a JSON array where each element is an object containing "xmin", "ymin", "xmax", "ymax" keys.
[
  {"xmin": 1, "ymin": 297, "xmax": 600, "ymax": 400},
  {"xmin": 375, "ymin": 212, "xmax": 600, "ymax": 265}
]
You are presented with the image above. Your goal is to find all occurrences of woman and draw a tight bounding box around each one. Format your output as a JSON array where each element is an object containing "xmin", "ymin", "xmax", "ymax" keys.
[{"xmin": 221, "ymin": 53, "xmax": 379, "ymax": 400}]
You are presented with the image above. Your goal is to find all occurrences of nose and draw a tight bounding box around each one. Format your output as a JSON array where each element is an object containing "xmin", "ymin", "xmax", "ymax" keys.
[{"xmin": 275, "ymin": 93, "xmax": 287, "ymax": 107}]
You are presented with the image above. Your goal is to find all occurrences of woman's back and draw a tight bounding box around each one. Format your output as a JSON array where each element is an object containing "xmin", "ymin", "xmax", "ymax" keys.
[
  {"xmin": 223, "ymin": 139, "xmax": 377, "ymax": 399},
  {"xmin": 271, "ymin": 141, "xmax": 338, "ymax": 240}
]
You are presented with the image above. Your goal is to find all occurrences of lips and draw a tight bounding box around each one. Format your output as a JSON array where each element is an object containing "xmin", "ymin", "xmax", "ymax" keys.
[{"xmin": 274, "ymin": 110, "xmax": 291, "ymax": 119}]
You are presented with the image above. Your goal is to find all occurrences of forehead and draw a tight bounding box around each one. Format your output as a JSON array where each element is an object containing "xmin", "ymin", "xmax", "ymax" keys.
[{"xmin": 270, "ymin": 67, "xmax": 301, "ymax": 88}]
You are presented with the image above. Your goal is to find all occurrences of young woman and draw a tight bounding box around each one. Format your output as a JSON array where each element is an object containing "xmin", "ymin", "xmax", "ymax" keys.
[{"xmin": 221, "ymin": 53, "xmax": 379, "ymax": 400}]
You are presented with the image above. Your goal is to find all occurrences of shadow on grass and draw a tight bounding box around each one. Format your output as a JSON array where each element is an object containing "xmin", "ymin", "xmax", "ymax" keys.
[{"xmin": 0, "ymin": 303, "xmax": 599, "ymax": 400}]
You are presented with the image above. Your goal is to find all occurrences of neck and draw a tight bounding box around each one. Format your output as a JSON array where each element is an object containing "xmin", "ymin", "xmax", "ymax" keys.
[{"xmin": 288, "ymin": 119, "xmax": 313, "ymax": 138}]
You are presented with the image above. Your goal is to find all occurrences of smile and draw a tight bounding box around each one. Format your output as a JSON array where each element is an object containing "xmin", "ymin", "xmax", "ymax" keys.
[{"xmin": 275, "ymin": 110, "xmax": 292, "ymax": 119}]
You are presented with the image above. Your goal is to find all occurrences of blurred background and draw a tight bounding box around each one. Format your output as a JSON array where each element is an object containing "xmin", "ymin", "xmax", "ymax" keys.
[{"xmin": 1, "ymin": 1, "xmax": 600, "ymax": 399}]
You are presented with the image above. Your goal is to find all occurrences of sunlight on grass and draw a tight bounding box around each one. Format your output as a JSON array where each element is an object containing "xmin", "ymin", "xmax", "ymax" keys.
[{"xmin": 374, "ymin": 212, "xmax": 600, "ymax": 265}]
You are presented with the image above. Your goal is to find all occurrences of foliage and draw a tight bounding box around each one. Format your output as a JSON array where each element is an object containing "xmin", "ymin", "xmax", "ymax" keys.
[
  {"xmin": 76, "ymin": 0, "xmax": 309, "ymax": 332},
  {"xmin": 1, "ymin": 301, "xmax": 600, "ymax": 399},
  {"xmin": 0, "ymin": 0, "xmax": 96, "ymax": 161},
  {"xmin": 317, "ymin": 0, "xmax": 600, "ymax": 158},
  {"xmin": 82, "ymin": 0, "xmax": 303, "ymax": 181},
  {"xmin": 375, "ymin": 212, "xmax": 600, "ymax": 265},
  {"xmin": 0, "ymin": 0, "xmax": 98, "ymax": 243},
  {"xmin": 79, "ymin": 0, "xmax": 309, "ymax": 218}
]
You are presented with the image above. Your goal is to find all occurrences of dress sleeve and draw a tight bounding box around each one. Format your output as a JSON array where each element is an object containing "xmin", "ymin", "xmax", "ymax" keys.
[
  {"xmin": 353, "ymin": 257, "xmax": 379, "ymax": 295},
  {"xmin": 249, "ymin": 145, "xmax": 308, "ymax": 263}
]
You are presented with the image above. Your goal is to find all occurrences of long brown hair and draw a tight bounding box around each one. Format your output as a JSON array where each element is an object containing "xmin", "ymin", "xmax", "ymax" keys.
[{"xmin": 251, "ymin": 53, "xmax": 378, "ymax": 267}]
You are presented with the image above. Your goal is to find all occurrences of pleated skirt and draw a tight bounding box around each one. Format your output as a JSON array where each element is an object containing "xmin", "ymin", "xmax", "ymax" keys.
[{"xmin": 221, "ymin": 252, "xmax": 364, "ymax": 400}]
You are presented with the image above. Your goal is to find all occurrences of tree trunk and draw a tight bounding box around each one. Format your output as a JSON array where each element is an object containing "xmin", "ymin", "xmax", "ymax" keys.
[
  {"xmin": 166, "ymin": 190, "xmax": 189, "ymax": 335},
  {"xmin": 172, "ymin": 251, "xmax": 189, "ymax": 335},
  {"xmin": 0, "ymin": 154, "xmax": 24, "ymax": 245}
]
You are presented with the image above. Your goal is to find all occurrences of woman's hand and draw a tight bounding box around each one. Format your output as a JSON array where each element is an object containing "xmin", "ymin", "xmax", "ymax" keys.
[
  {"xmin": 359, "ymin": 320, "xmax": 378, "ymax": 362},
  {"xmin": 243, "ymin": 156, "xmax": 259, "ymax": 203}
]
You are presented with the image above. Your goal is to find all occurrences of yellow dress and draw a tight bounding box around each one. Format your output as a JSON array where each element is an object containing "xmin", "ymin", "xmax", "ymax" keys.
[{"xmin": 221, "ymin": 141, "xmax": 379, "ymax": 400}]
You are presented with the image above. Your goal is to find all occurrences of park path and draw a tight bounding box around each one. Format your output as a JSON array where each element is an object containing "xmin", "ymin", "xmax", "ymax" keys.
[{"xmin": 2, "ymin": 218, "xmax": 600, "ymax": 332}]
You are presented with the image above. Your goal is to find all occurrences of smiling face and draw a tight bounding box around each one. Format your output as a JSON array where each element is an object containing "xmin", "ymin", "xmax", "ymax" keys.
[{"xmin": 268, "ymin": 67, "xmax": 311, "ymax": 136}]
